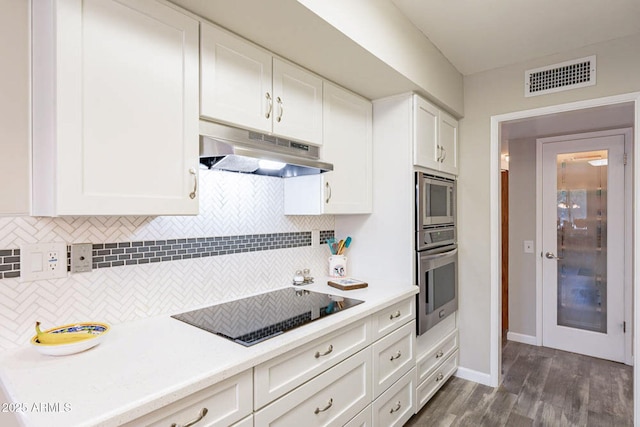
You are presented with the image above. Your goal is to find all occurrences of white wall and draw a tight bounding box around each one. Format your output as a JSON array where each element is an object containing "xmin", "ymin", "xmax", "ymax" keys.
[
  {"xmin": 507, "ymin": 138, "xmax": 537, "ymax": 338},
  {"xmin": 0, "ymin": 0, "xmax": 30, "ymax": 215},
  {"xmin": 296, "ymin": 0, "xmax": 463, "ymax": 116},
  {"xmin": 459, "ymin": 33, "xmax": 640, "ymax": 375}
]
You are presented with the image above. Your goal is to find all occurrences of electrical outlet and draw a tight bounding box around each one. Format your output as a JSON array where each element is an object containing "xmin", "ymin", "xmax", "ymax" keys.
[
  {"xmin": 20, "ymin": 242, "xmax": 68, "ymax": 282},
  {"xmin": 71, "ymin": 243, "xmax": 93, "ymax": 273}
]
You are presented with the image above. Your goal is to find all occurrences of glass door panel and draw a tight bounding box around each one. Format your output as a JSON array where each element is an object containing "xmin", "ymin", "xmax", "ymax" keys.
[{"xmin": 556, "ymin": 150, "xmax": 608, "ymax": 333}]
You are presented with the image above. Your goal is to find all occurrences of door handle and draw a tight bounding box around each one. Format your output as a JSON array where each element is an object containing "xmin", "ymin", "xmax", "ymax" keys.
[{"xmin": 544, "ymin": 252, "xmax": 563, "ymax": 260}]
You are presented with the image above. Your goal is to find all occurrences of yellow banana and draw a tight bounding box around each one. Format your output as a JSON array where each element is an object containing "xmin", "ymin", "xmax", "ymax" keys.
[{"xmin": 35, "ymin": 321, "xmax": 95, "ymax": 344}]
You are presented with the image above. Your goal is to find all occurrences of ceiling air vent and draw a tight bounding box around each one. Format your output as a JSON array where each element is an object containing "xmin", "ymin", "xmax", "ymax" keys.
[{"xmin": 525, "ymin": 55, "xmax": 596, "ymax": 97}]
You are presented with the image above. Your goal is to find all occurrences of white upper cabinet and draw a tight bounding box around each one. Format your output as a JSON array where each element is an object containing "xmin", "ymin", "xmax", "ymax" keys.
[
  {"xmin": 272, "ymin": 58, "xmax": 323, "ymax": 145},
  {"xmin": 438, "ymin": 110, "xmax": 459, "ymax": 175},
  {"xmin": 200, "ymin": 22, "xmax": 272, "ymax": 134},
  {"xmin": 284, "ymin": 83, "xmax": 372, "ymax": 215},
  {"xmin": 32, "ymin": 0, "xmax": 200, "ymax": 216},
  {"xmin": 413, "ymin": 95, "xmax": 459, "ymax": 176},
  {"xmin": 200, "ymin": 22, "xmax": 323, "ymax": 145}
]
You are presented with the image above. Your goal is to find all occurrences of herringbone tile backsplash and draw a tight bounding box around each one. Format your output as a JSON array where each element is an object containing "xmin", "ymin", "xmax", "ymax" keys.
[{"xmin": 0, "ymin": 171, "xmax": 335, "ymax": 351}]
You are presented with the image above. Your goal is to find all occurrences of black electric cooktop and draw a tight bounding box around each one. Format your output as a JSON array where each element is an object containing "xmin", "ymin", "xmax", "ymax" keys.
[{"xmin": 171, "ymin": 288, "xmax": 364, "ymax": 346}]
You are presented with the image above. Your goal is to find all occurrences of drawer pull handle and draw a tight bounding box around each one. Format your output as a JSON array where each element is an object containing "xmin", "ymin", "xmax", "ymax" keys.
[
  {"xmin": 171, "ymin": 407, "xmax": 208, "ymax": 427},
  {"xmin": 436, "ymin": 372, "xmax": 445, "ymax": 382},
  {"xmin": 389, "ymin": 401, "xmax": 402, "ymax": 414},
  {"xmin": 435, "ymin": 350, "xmax": 444, "ymax": 359},
  {"xmin": 389, "ymin": 310, "xmax": 401, "ymax": 320},
  {"xmin": 315, "ymin": 344, "xmax": 333, "ymax": 358},
  {"xmin": 390, "ymin": 351, "xmax": 402, "ymax": 361},
  {"xmin": 314, "ymin": 398, "xmax": 333, "ymax": 414}
]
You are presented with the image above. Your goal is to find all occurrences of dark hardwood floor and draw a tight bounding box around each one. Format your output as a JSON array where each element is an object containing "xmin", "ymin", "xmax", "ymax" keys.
[{"xmin": 406, "ymin": 340, "xmax": 633, "ymax": 426}]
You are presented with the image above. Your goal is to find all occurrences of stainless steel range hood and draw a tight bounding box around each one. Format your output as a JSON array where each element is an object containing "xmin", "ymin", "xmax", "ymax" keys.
[{"xmin": 199, "ymin": 120, "xmax": 333, "ymax": 177}]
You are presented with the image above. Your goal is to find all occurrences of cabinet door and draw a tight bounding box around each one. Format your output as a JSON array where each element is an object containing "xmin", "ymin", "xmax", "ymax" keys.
[
  {"xmin": 322, "ymin": 83, "xmax": 372, "ymax": 214},
  {"xmin": 439, "ymin": 111, "xmax": 459, "ymax": 176},
  {"xmin": 200, "ymin": 22, "xmax": 272, "ymax": 134},
  {"xmin": 272, "ymin": 58, "xmax": 323, "ymax": 145},
  {"xmin": 33, "ymin": 0, "xmax": 199, "ymax": 216},
  {"xmin": 413, "ymin": 96, "xmax": 440, "ymax": 170}
]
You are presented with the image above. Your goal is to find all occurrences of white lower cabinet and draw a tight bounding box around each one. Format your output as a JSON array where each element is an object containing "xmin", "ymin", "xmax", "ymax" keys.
[
  {"xmin": 254, "ymin": 347, "xmax": 373, "ymax": 427},
  {"xmin": 232, "ymin": 415, "xmax": 254, "ymax": 427},
  {"xmin": 122, "ymin": 370, "xmax": 252, "ymax": 427},
  {"xmin": 372, "ymin": 321, "xmax": 416, "ymax": 398},
  {"xmin": 372, "ymin": 368, "xmax": 417, "ymax": 427},
  {"xmin": 414, "ymin": 312, "xmax": 459, "ymax": 412},
  {"xmin": 344, "ymin": 405, "xmax": 372, "ymax": 427},
  {"xmin": 416, "ymin": 350, "xmax": 458, "ymax": 410},
  {"xmin": 254, "ymin": 317, "xmax": 371, "ymax": 408}
]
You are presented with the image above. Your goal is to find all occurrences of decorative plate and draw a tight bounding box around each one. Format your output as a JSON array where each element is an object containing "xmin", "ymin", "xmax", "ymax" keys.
[{"xmin": 30, "ymin": 322, "xmax": 110, "ymax": 356}]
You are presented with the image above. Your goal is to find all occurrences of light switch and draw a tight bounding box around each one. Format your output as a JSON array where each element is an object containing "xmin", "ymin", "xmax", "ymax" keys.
[{"xmin": 524, "ymin": 240, "xmax": 534, "ymax": 254}]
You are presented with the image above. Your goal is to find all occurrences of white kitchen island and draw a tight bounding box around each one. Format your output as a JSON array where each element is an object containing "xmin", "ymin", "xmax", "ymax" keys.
[{"xmin": 0, "ymin": 280, "xmax": 417, "ymax": 427}]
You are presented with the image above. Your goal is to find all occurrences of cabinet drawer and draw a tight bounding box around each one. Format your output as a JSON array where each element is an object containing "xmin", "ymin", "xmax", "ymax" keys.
[
  {"xmin": 345, "ymin": 404, "xmax": 372, "ymax": 427},
  {"xmin": 416, "ymin": 349, "xmax": 459, "ymax": 411},
  {"xmin": 255, "ymin": 347, "xmax": 372, "ymax": 427},
  {"xmin": 372, "ymin": 320, "xmax": 415, "ymax": 398},
  {"xmin": 232, "ymin": 414, "xmax": 253, "ymax": 427},
  {"xmin": 416, "ymin": 329, "xmax": 458, "ymax": 384},
  {"xmin": 371, "ymin": 298, "xmax": 415, "ymax": 341},
  {"xmin": 122, "ymin": 370, "xmax": 252, "ymax": 427},
  {"xmin": 372, "ymin": 367, "xmax": 416, "ymax": 427},
  {"xmin": 254, "ymin": 317, "xmax": 370, "ymax": 408}
]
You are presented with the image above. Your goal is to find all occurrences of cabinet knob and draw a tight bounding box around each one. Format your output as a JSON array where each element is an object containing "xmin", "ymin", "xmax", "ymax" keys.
[
  {"xmin": 435, "ymin": 350, "xmax": 444, "ymax": 359},
  {"xmin": 390, "ymin": 350, "xmax": 402, "ymax": 361},
  {"xmin": 441, "ymin": 146, "xmax": 447, "ymax": 162},
  {"xmin": 170, "ymin": 407, "xmax": 208, "ymax": 427},
  {"xmin": 189, "ymin": 168, "xmax": 197, "ymax": 200},
  {"xmin": 389, "ymin": 401, "xmax": 402, "ymax": 414},
  {"xmin": 436, "ymin": 372, "xmax": 445, "ymax": 382},
  {"xmin": 389, "ymin": 310, "xmax": 401, "ymax": 320}
]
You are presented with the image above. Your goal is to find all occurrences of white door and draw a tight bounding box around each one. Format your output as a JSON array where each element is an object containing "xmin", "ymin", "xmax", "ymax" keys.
[
  {"xmin": 322, "ymin": 82, "xmax": 372, "ymax": 214},
  {"xmin": 272, "ymin": 58, "xmax": 323, "ymax": 145},
  {"xmin": 200, "ymin": 22, "xmax": 273, "ymax": 134},
  {"xmin": 413, "ymin": 95, "xmax": 439, "ymax": 170},
  {"xmin": 540, "ymin": 131, "xmax": 627, "ymax": 362}
]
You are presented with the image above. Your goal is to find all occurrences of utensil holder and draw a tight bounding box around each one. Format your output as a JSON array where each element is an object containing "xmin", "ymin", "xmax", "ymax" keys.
[{"xmin": 329, "ymin": 255, "xmax": 347, "ymax": 277}]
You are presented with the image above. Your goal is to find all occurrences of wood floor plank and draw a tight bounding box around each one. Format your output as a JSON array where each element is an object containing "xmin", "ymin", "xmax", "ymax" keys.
[
  {"xmin": 561, "ymin": 373, "xmax": 589, "ymax": 426},
  {"xmin": 532, "ymin": 402, "xmax": 562, "ymax": 427},
  {"xmin": 540, "ymin": 356, "xmax": 576, "ymax": 408},
  {"xmin": 588, "ymin": 358, "xmax": 615, "ymax": 415},
  {"xmin": 477, "ymin": 389, "xmax": 518, "ymax": 426},
  {"xmin": 510, "ymin": 352, "xmax": 553, "ymax": 418},
  {"xmin": 610, "ymin": 364, "xmax": 633, "ymax": 420},
  {"xmin": 505, "ymin": 411, "xmax": 534, "ymax": 427},
  {"xmin": 587, "ymin": 409, "xmax": 614, "ymax": 426}
]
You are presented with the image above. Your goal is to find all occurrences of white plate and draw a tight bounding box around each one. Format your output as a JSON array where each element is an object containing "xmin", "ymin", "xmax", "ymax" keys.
[{"xmin": 30, "ymin": 323, "xmax": 110, "ymax": 356}]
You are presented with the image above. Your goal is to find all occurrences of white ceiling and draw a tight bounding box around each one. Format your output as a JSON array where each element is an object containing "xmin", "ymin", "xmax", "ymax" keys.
[{"xmin": 391, "ymin": 0, "xmax": 640, "ymax": 75}]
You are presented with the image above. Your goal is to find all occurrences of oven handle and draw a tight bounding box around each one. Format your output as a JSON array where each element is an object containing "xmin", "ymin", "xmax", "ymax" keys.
[{"xmin": 419, "ymin": 247, "xmax": 457, "ymax": 260}]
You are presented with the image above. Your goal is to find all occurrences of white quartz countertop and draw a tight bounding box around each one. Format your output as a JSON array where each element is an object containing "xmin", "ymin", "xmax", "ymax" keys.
[{"xmin": 0, "ymin": 279, "xmax": 417, "ymax": 427}]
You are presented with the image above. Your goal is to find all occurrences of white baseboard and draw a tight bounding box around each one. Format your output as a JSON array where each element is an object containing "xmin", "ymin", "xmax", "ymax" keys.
[
  {"xmin": 454, "ymin": 367, "xmax": 492, "ymax": 387},
  {"xmin": 506, "ymin": 332, "xmax": 537, "ymax": 346}
]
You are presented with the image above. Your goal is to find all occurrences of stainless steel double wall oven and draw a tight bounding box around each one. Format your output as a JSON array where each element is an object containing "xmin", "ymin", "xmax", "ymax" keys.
[{"xmin": 415, "ymin": 172, "xmax": 458, "ymax": 335}]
